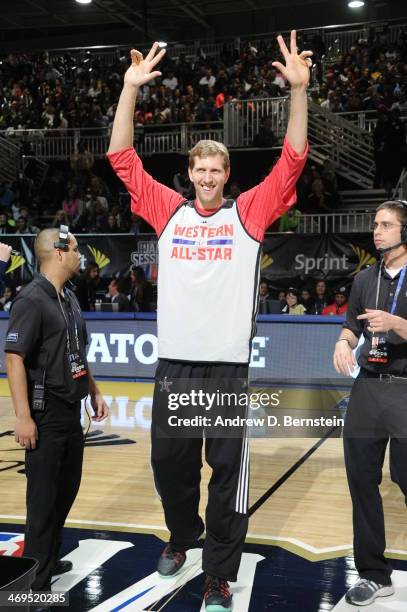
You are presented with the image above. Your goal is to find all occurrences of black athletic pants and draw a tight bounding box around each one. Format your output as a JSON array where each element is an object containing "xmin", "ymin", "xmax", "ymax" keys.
[
  {"xmin": 151, "ymin": 359, "xmax": 250, "ymax": 582},
  {"xmin": 24, "ymin": 397, "xmax": 84, "ymax": 590},
  {"xmin": 343, "ymin": 373, "xmax": 407, "ymax": 585}
]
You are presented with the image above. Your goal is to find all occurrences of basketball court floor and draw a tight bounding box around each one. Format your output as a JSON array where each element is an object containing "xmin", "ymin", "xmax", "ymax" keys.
[{"xmin": 0, "ymin": 379, "xmax": 406, "ymax": 611}]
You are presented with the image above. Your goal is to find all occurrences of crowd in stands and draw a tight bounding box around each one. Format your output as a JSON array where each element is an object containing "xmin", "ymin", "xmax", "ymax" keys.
[
  {"xmin": 0, "ymin": 22, "xmax": 404, "ymax": 229},
  {"xmin": 0, "ymin": 25, "xmax": 406, "ymax": 133},
  {"xmin": 258, "ymin": 278, "xmax": 349, "ymax": 316},
  {"xmin": 0, "ymin": 265, "xmax": 349, "ymax": 315},
  {"xmin": 74, "ymin": 263, "xmax": 155, "ymax": 312},
  {"xmin": 0, "ymin": 144, "xmax": 135, "ymax": 233}
]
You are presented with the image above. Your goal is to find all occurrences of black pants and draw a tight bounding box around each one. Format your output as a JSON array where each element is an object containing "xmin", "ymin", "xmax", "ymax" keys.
[
  {"xmin": 151, "ymin": 359, "xmax": 249, "ymax": 582},
  {"xmin": 343, "ymin": 374, "xmax": 407, "ymax": 585},
  {"xmin": 24, "ymin": 397, "xmax": 84, "ymax": 590}
]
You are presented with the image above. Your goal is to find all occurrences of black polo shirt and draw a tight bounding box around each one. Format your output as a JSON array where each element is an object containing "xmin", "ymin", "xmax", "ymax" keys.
[
  {"xmin": 343, "ymin": 261, "xmax": 407, "ymax": 375},
  {"xmin": 5, "ymin": 275, "xmax": 89, "ymax": 402}
]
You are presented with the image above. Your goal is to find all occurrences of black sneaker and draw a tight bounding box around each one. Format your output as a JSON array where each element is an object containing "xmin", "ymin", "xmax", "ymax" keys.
[
  {"xmin": 204, "ymin": 575, "xmax": 233, "ymax": 611},
  {"xmin": 157, "ymin": 544, "xmax": 186, "ymax": 578},
  {"xmin": 52, "ymin": 560, "xmax": 73, "ymax": 575}
]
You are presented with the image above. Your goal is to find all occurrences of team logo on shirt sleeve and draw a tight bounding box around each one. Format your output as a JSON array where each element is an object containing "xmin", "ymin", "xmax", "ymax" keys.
[
  {"xmin": 171, "ymin": 223, "xmax": 234, "ymax": 261},
  {"xmin": 6, "ymin": 332, "xmax": 18, "ymax": 343}
]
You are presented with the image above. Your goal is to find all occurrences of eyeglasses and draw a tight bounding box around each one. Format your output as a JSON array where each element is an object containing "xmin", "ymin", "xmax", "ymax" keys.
[{"xmin": 371, "ymin": 222, "xmax": 402, "ymax": 232}]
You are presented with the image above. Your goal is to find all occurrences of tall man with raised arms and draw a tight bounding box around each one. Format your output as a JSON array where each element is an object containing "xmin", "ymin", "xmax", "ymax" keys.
[{"xmin": 107, "ymin": 33, "xmax": 310, "ymax": 611}]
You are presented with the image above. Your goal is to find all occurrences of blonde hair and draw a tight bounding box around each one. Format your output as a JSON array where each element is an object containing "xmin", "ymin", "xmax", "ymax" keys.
[{"xmin": 189, "ymin": 139, "xmax": 230, "ymax": 171}]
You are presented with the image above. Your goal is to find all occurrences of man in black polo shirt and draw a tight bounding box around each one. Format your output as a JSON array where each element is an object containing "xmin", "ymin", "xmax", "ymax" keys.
[
  {"xmin": 5, "ymin": 228, "xmax": 108, "ymax": 596},
  {"xmin": 333, "ymin": 200, "xmax": 407, "ymax": 606}
]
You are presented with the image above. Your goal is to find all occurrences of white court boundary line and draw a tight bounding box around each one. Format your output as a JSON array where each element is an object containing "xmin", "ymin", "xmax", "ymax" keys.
[{"xmin": 2, "ymin": 514, "xmax": 407, "ymax": 558}]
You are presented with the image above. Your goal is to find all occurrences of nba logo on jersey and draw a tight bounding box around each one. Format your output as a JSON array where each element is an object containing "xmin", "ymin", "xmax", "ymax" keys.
[{"xmin": 0, "ymin": 533, "xmax": 25, "ymax": 556}]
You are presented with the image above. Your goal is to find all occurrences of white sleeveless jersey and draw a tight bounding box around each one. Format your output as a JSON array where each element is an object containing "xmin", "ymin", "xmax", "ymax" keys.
[
  {"xmin": 157, "ymin": 200, "xmax": 261, "ymax": 363},
  {"xmin": 108, "ymin": 141, "xmax": 309, "ymax": 363}
]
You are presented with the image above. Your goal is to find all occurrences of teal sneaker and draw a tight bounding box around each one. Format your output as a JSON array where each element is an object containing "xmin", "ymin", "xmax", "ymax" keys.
[
  {"xmin": 204, "ymin": 575, "xmax": 233, "ymax": 611},
  {"xmin": 157, "ymin": 544, "xmax": 186, "ymax": 577}
]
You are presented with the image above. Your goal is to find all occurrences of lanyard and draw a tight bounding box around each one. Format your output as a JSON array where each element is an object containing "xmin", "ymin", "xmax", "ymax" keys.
[
  {"xmin": 375, "ymin": 261, "xmax": 407, "ymax": 315},
  {"xmin": 56, "ymin": 290, "xmax": 80, "ymax": 355},
  {"xmin": 41, "ymin": 274, "xmax": 80, "ymax": 354}
]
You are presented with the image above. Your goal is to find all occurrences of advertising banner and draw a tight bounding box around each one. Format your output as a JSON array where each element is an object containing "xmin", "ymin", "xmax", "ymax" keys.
[
  {"xmin": 0, "ymin": 315, "xmax": 348, "ymax": 383},
  {"xmin": 2, "ymin": 233, "xmax": 375, "ymax": 287}
]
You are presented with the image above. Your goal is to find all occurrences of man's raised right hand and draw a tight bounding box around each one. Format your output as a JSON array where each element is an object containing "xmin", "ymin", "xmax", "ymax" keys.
[{"xmin": 124, "ymin": 42, "xmax": 166, "ymax": 89}]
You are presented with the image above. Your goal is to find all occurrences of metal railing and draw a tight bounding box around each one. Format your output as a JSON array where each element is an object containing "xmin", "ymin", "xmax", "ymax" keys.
[
  {"xmin": 298, "ymin": 211, "xmax": 375, "ymax": 234},
  {"xmin": 0, "ymin": 135, "xmax": 20, "ymax": 183},
  {"xmin": 224, "ymin": 97, "xmax": 288, "ymax": 147},
  {"xmin": 1, "ymin": 123, "xmax": 224, "ymax": 160},
  {"xmin": 43, "ymin": 18, "xmax": 407, "ymax": 66},
  {"xmin": 323, "ymin": 28, "xmax": 367, "ymax": 60},
  {"xmin": 392, "ymin": 168, "xmax": 407, "ymax": 201},
  {"xmin": 307, "ymin": 102, "xmax": 374, "ymax": 188},
  {"xmin": 1, "ymin": 97, "xmax": 377, "ymax": 191},
  {"xmin": 336, "ymin": 110, "xmax": 378, "ymax": 132},
  {"xmin": 222, "ymin": 97, "xmax": 375, "ymax": 188}
]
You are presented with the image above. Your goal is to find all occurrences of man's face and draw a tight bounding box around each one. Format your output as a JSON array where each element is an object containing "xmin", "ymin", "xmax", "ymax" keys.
[
  {"xmin": 188, "ymin": 154, "xmax": 230, "ymax": 208},
  {"xmin": 0, "ymin": 214, "xmax": 7, "ymax": 226},
  {"xmin": 62, "ymin": 235, "xmax": 81, "ymax": 277},
  {"xmin": 373, "ymin": 209, "xmax": 402, "ymax": 251},
  {"xmin": 17, "ymin": 218, "xmax": 27, "ymax": 231},
  {"xmin": 259, "ymin": 282, "xmax": 268, "ymax": 297},
  {"xmin": 108, "ymin": 280, "xmax": 117, "ymax": 296},
  {"xmin": 316, "ymin": 281, "xmax": 326, "ymax": 296}
]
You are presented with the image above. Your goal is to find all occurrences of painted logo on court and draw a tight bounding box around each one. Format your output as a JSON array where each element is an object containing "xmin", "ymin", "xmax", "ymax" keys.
[{"xmin": 0, "ymin": 533, "xmax": 25, "ymax": 557}]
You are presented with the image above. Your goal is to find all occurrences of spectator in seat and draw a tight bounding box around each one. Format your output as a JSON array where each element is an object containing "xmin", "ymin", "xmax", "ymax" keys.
[
  {"xmin": 300, "ymin": 287, "xmax": 315, "ymax": 314},
  {"xmin": 51, "ymin": 209, "xmax": 69, "ymax": 228},
  {"xmin": 313, "ymin": 279, "xmax": 330, "ymax": 314},
  {"xmin": 199, "ymin": 68, "xmax": 216, "ymax": 96},
  {"xmin": 308, "ymin": 168, "xmax": 332, "ymax": 212},
  {"xmin": 258, "ymin": 278, "xmax": 273, "ymax": 314},
  {"xmin": 0, "ymin": 285, "xmax": 15, "ymax": 311},
  {"xmin": 15, "ymin": 216, "xmax": 39, "ymax": 234},
  {"xmin": 88, "ymin": 200, "xmax": 108, "ymax": 232},
  {"xmin": 0, "ymin": 212, "xmax": 15, "ymax": 234},
  {"xmin": 74, "ymin": 263, "xmax": 100, "ymax": 311},
  {"xmin": 129, "ymin": 265, "xmax": 154, "ymax": 312},
  {"xmin": 282, "ymin": 288, "xmax": 306, "ymax": 315},
  {"xmin": 62, "ymin": 186, "xmax": 84, "ymax": 226},
  {"xmin": 162, "ymin": 71, "xmax": 178, "ymax": 91},
  {"xmin": 322, "ymin": 286, "xmax": 348, "ymax": 315},
  {"xmin": 106, "ymin": 278, "xmax": 131, "ymax": 311},
  {"xmin": 88, "ymin": 174, "xmax": 109, "ymax": 198},
  {"xmin": 253, "ymin": 116, "xmax": 275, "ymax": 148},
  {"xmin": 321, "ymin": 159, "xmax": 338, "ymax": 194},
  {"xmin": 105, "ymin": 213, "xmax": 124, "ymax": 233},
  {"xmin": 0, "ymin": 182, "xmax": 15, "ymax": 207},
  {"xmin": 278, "ymin": 206, "xmax": 302, "ymax": 232},
  {"xmin": 391, "ymin": 94, "xmax": 407, "ymax": 116},
  {"xmin": 70, "ymin": 140, "xmax": 94, "ymax": 185}
]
